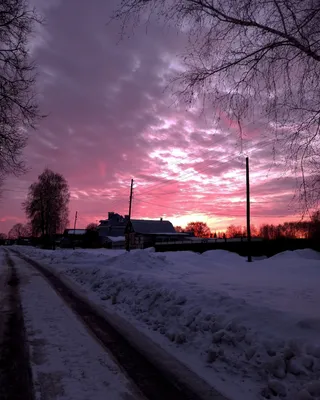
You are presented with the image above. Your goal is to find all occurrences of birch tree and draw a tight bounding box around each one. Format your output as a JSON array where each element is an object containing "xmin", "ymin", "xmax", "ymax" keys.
[{"xmin": 23, "ymin": 168, "xmax": 70, "ymax": 237}]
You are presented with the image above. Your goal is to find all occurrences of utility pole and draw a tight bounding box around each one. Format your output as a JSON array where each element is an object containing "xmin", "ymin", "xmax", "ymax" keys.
[
  {"xmin": 126, "ymin": 179, "xmax": 134, "ymax": 252},
  {"xmin": 73, "ymin": 211, "xmax": 78, "ymax": 250},
  {"xmin": 246, "ymin": 157, "xmax": 252, "ymax": 262},
  {"xmin": 129, "ymin": 179, "xmax": 133, "ymax": 219}
]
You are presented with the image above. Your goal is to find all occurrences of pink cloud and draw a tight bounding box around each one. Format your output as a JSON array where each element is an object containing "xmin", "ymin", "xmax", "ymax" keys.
[{"xmin": 0, "ymin": 0, "xmax": 302, "ymax": 235}]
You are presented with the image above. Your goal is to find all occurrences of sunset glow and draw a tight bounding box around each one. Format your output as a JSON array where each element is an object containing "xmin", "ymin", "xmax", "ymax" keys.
[{"xmin": 0, "ymin": 0, "xmax": 301, "ymax": 235}]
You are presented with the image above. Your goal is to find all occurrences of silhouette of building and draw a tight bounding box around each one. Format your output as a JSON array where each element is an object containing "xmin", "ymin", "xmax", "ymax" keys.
[
  {"xmin": 125, "ymin": 218, "xmax": 190, "ymax": 249},
  {"xmin": 97, "ymin": 212, "xmax": 129, "ymax": 244}
]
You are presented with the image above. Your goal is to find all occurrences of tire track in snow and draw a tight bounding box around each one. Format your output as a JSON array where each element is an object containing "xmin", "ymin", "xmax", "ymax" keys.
[
  {"xmin": 12, "ymin": 250, "xmax": 225, "ymax": 400},
  {"xmin": 0, "ymin": 250, "xmax": 34, "ymax": 400}
]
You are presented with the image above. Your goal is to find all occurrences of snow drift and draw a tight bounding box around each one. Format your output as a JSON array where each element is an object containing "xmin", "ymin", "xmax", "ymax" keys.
[{"xmin": 15, "ymin": 246, "xmax": 320, "ymax": 400}]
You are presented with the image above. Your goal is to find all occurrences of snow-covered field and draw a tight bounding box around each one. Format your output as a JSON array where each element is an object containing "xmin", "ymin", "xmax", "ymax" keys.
[{"xmin": 13, "ymin": 246, "xmax": 320, "ymax": 400}]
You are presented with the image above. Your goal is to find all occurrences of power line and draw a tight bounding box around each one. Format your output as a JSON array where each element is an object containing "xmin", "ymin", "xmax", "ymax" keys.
[
  {"xmin": 134, "ymin": 198, "xmax": 293, "ymax": 216},
  {"xmin": 136, "ymin": 118, "xmax": 272, "ymax": 196},
  {"xmin": 135, "ymin": 138, "xmax": 275, "ymax": 198},
  {"xmin": 135, "ymin": 156, "xmax": 233, "ymax": 196},
  {"xmin": 133, "ymin": 203, "xmax": 296, "ymax": 219},
  {"xmin": 134, "ymin": 121, "xmax": 273, "ymax": 197}
]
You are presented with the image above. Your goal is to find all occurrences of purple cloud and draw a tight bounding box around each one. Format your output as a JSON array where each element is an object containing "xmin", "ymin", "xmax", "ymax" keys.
[{"xmin": 0, "ymin": 0, "xmax": 300, "ymax": 234}]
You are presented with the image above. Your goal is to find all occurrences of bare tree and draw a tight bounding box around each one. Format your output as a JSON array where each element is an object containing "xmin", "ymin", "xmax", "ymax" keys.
[
  {"xmin": 310, "ymin": 209, "xmax": 320, "ymax": 239},
  {"xmin": 0, "ymin": 0, "xmax": 41, "ymax": 178},
  {"xmin": 8, "ymin": 222, "xmax": 29, "ymax": 239},
  {"xmin": 186, "ymin": 221, "xmax": 211, "ymax": 237},
  {"xmin": 259, "ymin": 220, "xmax": 312, "ymax": 239},
  {"xmin": 23, "ymin": 168, "xmax": 70, "ymax": 238},
  {"xmin": 0, "ymin": 232, "xmax": 7, "ymax": 240},
  {"xmin": 86, "ymin": 222, "xmax": 98, "ymax": 231},
  {"xmin": 0, "ymin": 174, "xmax": 3, "ymax": 196},
  {"xmin": 226, "ymin": 224, "xmax": 245, "ymax": 238},
  {"xmin": 113, "ymin": 0, "xmax": 320, "ymax": 210}
]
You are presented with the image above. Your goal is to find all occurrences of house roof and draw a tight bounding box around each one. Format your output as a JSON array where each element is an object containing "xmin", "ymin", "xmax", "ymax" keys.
[
  {"xmin": 129, "ymin": 219, "xmax": 176, "ymax": 234},
  {"xmin": 65, "ymin": 229, "xmax": 87, "ymax": 235},
  {"xmin": 106, "ymin": 236, "xmax": 125, "ymax": 242}
]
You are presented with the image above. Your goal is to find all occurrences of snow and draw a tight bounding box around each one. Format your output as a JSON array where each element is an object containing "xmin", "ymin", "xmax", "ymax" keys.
[
  {"xmin": 12, "ymin": 252, "xmax": 141, "ymax": 400},
  {"xmin": 12, "ymin": 245, "xmax": 320, "ymax": 400},
  {"xmin": 106, "ymin": 236, "xmax": 125, "ymax": 242},
  {"xmin": 0, "ymin": 251, "xmax": 10, "ymax": 344}
]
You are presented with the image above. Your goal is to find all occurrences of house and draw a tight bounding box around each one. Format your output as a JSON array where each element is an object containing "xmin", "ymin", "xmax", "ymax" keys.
[
  {"xmin": 97, "ymin": 212, "xmax": 129, "ymax": 244},
  {"xmin": 16, "ymin": 237, "xmax": 32, "ymax": 246},
  {"xmin": 104, "ymin": 236, "xmax": 125, "ymax": 249},
  {"xmin": 61, "ymin": 229, "xmax": 87, "ymax": 248},
  {"xmin": 125, "ymin": 218, "xmax": 191, "ymax": 249},
  {"xmin": 61, "ymin": 228, "xmax": 101, "ymax": 248}
]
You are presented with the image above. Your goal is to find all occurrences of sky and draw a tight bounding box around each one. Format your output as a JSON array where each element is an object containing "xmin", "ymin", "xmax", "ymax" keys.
[{"xmin": 0, "ymin": 0, "xmax": 301, "ymax": 234}]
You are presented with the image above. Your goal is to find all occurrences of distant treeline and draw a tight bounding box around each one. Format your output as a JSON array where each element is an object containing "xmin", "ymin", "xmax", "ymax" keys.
[
  {"xmin": 2, "ymin": 212, "xmax": 320, "ymax": 243},
  {"xmin": 175, "ymin": 211, "xmax": 320, "ymax": 240}
]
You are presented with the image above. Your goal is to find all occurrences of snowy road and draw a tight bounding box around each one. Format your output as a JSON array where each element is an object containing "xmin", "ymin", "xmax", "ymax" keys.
[
  {"xmin": 12, "ymin": 245, "xmax": 320, "ymax": 400},
  {"xmin": 0, "ymin": 250, "xmax": 142, "ymax": 400},
  {"xmin": 0, "ymin": 250, "xmax": 34, "ymax": 400},
  {"xmin": 0, "ymin": 248, "xmax": 223, "ymax": 400}
]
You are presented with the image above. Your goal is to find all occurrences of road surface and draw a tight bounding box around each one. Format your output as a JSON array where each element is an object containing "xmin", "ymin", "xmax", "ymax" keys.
[
  {"xmin": 0, "ymin": 249, "xmax": 143, "ymax": 400},
  {"xmin": 0, "ymin": 248, "xmax": 216, "ymax": 400}
]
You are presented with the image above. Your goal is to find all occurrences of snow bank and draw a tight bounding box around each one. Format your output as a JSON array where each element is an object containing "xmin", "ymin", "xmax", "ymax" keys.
[{"xmin": 13, "ymin": 246, "xmax": 320, "ymax": 400}]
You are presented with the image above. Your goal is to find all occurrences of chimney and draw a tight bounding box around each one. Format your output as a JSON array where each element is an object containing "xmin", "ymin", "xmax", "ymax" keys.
[
  {"xmin": 108, "ymin": 212, "xmax": 115, "ymax": 220},
  {"xmin": 160, "ymin": 217, "xmax": 163, "ymax": 221}
]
